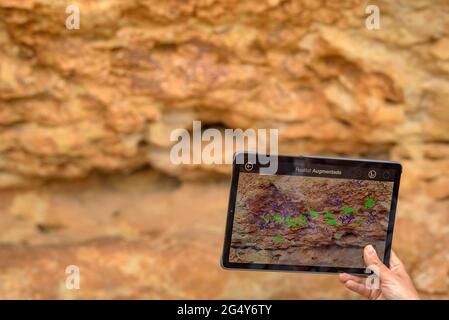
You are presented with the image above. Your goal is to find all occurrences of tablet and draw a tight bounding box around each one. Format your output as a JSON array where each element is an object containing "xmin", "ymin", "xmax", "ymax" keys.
[{"xmin": 221, "ymin": 153, "xmax": 402, "ymax": 275}]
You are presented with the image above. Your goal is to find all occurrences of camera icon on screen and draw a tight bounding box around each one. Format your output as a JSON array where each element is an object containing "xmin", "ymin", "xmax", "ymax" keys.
[{"xmin": 244, "ymin": 163, "xmax": 254, "ymax": 171}]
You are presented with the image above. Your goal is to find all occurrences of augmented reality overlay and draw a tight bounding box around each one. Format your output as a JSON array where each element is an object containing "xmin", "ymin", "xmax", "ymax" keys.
[{"xmin": 230, "ymin": 173, "xmax": 394, "ymax": 268}]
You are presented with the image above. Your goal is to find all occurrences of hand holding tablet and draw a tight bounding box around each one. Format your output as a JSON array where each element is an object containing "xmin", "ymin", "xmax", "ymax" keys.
[
  {"xmin": 339, "ymin": 245, "xmax": 420, "ymax": 299},
  {"xmin": 222, "ymin": 153, "xmax": 402, "ymax": 275}
]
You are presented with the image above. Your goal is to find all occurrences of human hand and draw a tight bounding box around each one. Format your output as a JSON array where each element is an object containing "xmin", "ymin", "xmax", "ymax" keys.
[{"xmin": 339, "ymin": 245, "xmax": 420, "ymax": 300}]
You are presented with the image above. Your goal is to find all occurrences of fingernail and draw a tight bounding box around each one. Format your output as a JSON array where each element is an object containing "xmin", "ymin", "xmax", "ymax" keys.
[{"xmin": 366, "ymin": 245, "xmax": 376, "ymax": 256}]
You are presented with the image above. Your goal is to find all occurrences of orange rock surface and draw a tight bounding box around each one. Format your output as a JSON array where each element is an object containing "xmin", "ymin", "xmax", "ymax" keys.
[{"xmin": 0, "ymin": 0, "xmax": 448, "ymax": 299}]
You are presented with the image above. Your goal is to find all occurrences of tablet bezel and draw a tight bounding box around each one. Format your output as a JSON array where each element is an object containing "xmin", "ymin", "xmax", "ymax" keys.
[{"xmin": 221, "ymin": 153, "xmax": 402, "ymax": 275}]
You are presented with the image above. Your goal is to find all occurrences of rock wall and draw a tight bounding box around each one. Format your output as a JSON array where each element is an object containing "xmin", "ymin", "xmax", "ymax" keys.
[{"xmin": 0, "ymin": 0, "xmax": 448, "ymax": 299}]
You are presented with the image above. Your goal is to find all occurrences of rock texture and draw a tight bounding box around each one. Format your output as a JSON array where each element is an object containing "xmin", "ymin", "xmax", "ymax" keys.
[
  {"xmin": 230, "ymin": 174, "xmax": 391, "ymax": 268},
  {"xmin": 0, "ymin": 0, "xmax": 448, "ymax": 299}
]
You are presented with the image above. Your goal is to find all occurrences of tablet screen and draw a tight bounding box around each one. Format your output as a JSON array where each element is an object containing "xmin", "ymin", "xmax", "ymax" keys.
[{"xmin": 223, "ymin": 154, "xmax": 401, "ymax": 273}]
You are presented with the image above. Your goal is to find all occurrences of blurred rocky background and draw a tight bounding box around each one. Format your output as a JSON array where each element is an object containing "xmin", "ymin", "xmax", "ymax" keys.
[{"xmin": 0, "ymin": 0, "xmax": 448, "ymax": 299}]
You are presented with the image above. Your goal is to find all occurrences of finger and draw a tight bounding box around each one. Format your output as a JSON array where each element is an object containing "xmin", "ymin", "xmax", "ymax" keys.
[
  {"xmin": 364, "ymin": 245, "xmax": 390, "ymax": 277},
  {"xmin": 389, "ymin": 250, "xmax": 404, "ymax": 269},
  {"xmin": 339, "ymin": 273, "xmax": 365, "ymax": 285},
  {"xmin": 344, "ymin": 280, "xmax": 372, "ymax": 299},
  {"xmin": 389, "ymin": 250, "xmax": 415, "ymax": 282}
]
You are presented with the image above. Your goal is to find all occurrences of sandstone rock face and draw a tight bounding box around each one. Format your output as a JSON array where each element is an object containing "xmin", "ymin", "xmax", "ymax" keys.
[{"xmin": 0, "ymin": 0, "xmax": 448, "ymax": 299}]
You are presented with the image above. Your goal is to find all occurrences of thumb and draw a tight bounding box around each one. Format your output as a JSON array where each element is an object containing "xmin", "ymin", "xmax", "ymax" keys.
[{"xmin": 363, "ymin": 245, "xmax": 391, "ymax": 279}]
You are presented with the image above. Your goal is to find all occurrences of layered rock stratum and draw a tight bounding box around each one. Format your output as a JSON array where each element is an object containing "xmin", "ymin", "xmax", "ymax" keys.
[{"xmin": 0, "ymin": 0, "xmax": 448, "ymax": 299}]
